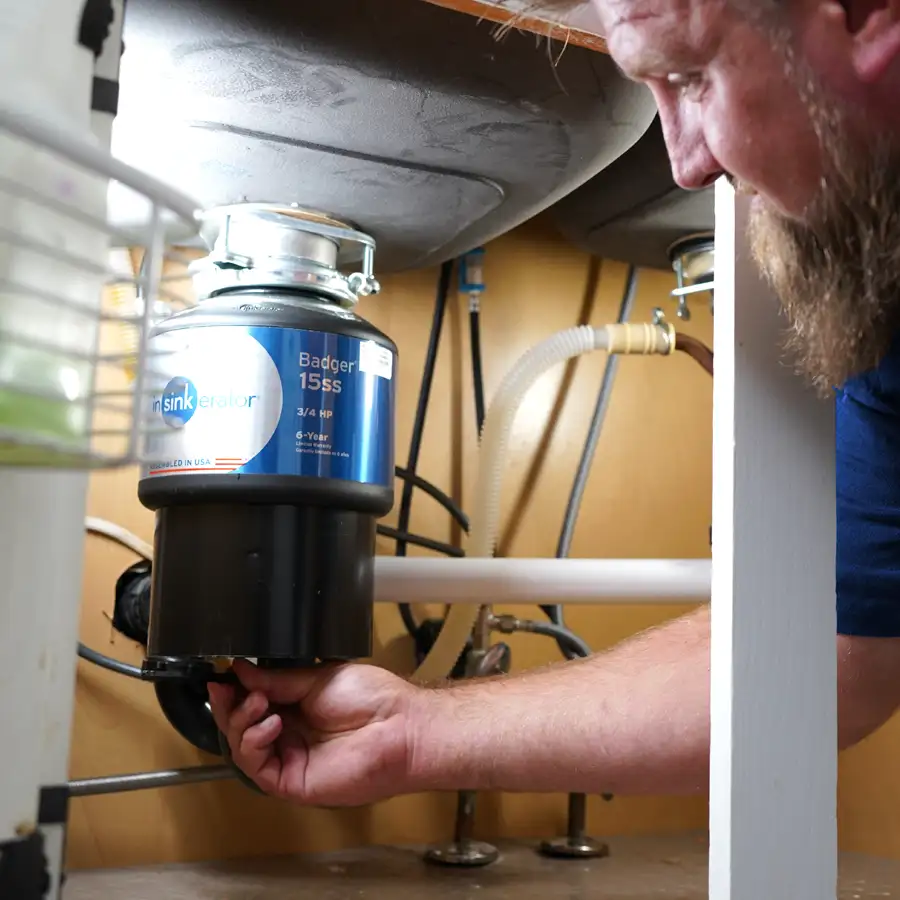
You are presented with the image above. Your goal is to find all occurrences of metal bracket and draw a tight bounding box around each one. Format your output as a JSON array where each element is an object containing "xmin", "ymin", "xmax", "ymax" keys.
[
  {"xmin": 0, "ymin": 832, "xmax": 51, "ymax": 900},
  {"xmin": 140, "ymin": 657, "xmax": 236, "ymax": 684},
  {"xmin": 192, "ymin": 204, "xmax": 381, "ymax": 307},
  {"xmin": 667, "ymin": 232, "xmax": 715, "ymax": 322}
]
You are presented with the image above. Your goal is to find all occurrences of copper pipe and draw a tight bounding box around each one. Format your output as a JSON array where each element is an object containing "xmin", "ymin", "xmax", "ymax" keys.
[{"xmin": 674, "ymin": 333, "xmax": 714, "ymax": 376}]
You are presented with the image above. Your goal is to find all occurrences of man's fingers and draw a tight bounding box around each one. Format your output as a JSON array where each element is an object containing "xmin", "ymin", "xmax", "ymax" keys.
[
  {"xmin": 242, "ymin": 713, "xmax": 283, "ymax": 754},
  {"xmin": 228, "ymin": 690, "xmax": 270, "ymax": 738},
  {"xmin": 209, "ymin": 683, "xmax": 274, "ymax": 755},
  {"xmin": 207, "ymin": 682, "xmax": 236, "ymax": 734},
  {"xmin": 233, "ymin": 658, "xmax": 339, "ymax": 704},
  {"xmin": 208, "ymin": 680, "xmax": 285, "ymax": 793},
  {"xmin": 238, "ymin": 714, "xmax": 284, "ymax": 790}
]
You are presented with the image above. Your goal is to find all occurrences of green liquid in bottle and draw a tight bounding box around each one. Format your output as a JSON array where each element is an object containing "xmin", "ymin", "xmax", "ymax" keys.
[{"xmin": 0, "ymin": 344, "xmax": 90, "ymax": 466}]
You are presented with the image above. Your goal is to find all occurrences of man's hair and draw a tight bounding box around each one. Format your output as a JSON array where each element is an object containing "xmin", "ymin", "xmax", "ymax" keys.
[
  {"xmin": 500, "ymin": 0, "xmax": 588, "ymax": 29},
  {"xmin": 491, "ymin": 0, "xmax": 589, "ymax": 44},
  {"xmin": 522, "ymin": 0, "xmax": 588, "ymax": 16},
  {"xmin": 505, "ymin": 0, "xmax": 786, "ymax": 43},
  {"xmin": 519, "ymin": 0, "xmax": 582, "ymax": 10}
]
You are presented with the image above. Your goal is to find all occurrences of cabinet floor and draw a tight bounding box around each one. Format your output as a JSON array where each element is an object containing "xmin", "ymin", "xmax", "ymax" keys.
[{"xmin": 65, "ymin": 833, "xmax": 899, "ymax": 899}]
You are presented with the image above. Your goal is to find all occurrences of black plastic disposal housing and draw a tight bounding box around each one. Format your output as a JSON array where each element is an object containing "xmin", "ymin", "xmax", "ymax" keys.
[{"xmin": 138, "ymin": 205, "xmax": 396, "ymax": 669}]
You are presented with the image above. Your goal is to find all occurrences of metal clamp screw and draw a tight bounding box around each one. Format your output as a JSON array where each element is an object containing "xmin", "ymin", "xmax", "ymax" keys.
[{"xmin": 347, "ymin": 272, "xmax": 381, "ymax": 297}]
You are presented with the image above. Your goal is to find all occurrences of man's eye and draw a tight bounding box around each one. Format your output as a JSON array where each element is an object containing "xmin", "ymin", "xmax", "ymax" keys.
[{"xmin": 665, "ymin": 71, "xmax": 706, "ymax": 101}]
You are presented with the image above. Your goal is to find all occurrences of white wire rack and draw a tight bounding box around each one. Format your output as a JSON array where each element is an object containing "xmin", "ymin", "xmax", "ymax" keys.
[{"xmin": 0, "ymin": 102, "xmax": 201, "ymax": 468}]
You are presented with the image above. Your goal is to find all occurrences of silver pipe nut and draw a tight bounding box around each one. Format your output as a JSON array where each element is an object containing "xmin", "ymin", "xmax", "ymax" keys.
[{"xmin": 489, "ymin": 614, "xmax": 520, "ymax": 634}]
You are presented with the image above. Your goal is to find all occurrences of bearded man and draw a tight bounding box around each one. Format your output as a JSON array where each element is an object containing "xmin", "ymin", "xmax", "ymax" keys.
[{"xmin": 208, "ymin": 0, "xmax": 900, "ymax": 805}]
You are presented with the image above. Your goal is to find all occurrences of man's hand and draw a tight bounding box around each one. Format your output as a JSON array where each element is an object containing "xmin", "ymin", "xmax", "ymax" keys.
[{"xmin": 208, "ymin": 659, "xmax": 418, "ymax": 805}]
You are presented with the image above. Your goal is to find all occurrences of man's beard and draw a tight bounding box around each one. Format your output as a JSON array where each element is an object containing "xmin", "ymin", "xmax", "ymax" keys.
[{"xmin": 745, "ymin": 81, "xmax": 900, "ymax": 395}]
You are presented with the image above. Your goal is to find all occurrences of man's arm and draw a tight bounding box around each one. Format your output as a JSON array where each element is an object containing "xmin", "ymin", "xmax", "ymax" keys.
[
  {"xmin": 409, "ymin": 606, "xmax": 900, "ymax": 797},
  {"xmin": 210, "ymin": 605, "xmax": 900, "ymax": 805},
  {"xmin": 838, "ymin": 631, "xmax": 900, "ymax": 748}
]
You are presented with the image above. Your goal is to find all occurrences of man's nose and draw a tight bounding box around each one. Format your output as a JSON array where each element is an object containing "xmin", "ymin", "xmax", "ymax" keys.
[
  {"xmin": 668, "ymin": 143, "xmax": 723, "ymax": 191},
  {"xmin": 656, "ymin": 107, "xmax": 724, "ymax": 191}
]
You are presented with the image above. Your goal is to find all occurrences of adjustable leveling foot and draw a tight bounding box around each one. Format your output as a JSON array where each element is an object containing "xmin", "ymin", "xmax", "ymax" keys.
[{"xmin": 538, "ymin": 793, "xmax": 609, "ymax": 860}]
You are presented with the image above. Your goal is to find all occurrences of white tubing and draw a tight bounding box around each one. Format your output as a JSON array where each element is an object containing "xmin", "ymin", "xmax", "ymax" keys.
[
  {"xmin": 411, "ymin": 325, "xmax": 607, "ymax": 684},
  {"xmin": 470, "ymin": 326, "xmax": 607, "ymax": 560},
  {"xmin": 375, "ymin": 557, "xmax": 711, "ymax": 603},
  {"xmin": 85, "ymin": 516, "xmax": 154, "ymax": 561}
]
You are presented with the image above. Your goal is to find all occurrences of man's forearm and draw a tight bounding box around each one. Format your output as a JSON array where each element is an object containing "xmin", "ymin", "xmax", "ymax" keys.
[{"xmin": 408, "ymin": 607, "xmax": 711, "ymax": 796}]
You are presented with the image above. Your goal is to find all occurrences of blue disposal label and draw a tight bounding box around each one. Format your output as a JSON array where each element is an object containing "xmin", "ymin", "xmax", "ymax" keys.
[{"xmin": 143, "ymin": 324, "xmax": 395, "ymax": 486}]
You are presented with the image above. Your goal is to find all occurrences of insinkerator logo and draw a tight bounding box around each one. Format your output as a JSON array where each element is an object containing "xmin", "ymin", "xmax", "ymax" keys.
[
  {"xmin": 155, "ymin": 377, "xmax": 199, "ymax": 429},
  {"xmin": 153, "ymin": 376, "xmax": 259, "ymax": 429}
]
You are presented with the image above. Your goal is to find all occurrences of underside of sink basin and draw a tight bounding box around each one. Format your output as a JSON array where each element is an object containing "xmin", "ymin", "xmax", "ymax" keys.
[
  {"xmin": 112, "ymin": 0, "xmax": 656, "ymax": 270},
  {"xmin": 550, "ymin": 117, "xmax": 715, "ymax": 271}
]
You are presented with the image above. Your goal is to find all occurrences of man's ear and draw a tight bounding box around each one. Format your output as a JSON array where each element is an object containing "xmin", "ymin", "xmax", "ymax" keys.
[{"xmin": 851, "ymin": 0, "xmax": 900, "ymax": 82}]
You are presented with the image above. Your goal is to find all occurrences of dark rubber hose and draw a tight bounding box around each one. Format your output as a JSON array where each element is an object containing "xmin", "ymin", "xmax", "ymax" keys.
[{"xmin": 396, "ymin": 261, "xmax": 455, "ymax": 636}]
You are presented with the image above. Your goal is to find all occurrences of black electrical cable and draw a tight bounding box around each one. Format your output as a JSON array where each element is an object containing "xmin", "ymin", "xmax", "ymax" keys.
[
  {"xmin": 394, "ymin": 466, "xmax": 469, "ymax": 533},
  {"xmin": 513, "ymin": 619, "xmax": 592, "ymax": 659},
  {"xmin": 77, "ymin": 642, "xmax": 143, "ymax": 679},
  {"xmin": 377, "ymin": 525, "xmax": 464, "ymax": 558},
  {"xmin": 542, "ymin": 265, "xmax": 640, "ymax": 658},
  {"xmin": 396, "ymin": 260, "xmax": 455, "ymax": 636},
  {"xmin": 469, "ymin": 305, "xmax": 486, "ymax": 435}
]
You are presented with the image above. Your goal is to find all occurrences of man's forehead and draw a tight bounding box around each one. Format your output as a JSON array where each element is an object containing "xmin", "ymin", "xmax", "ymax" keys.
[
  {"xmin": 594, "ymin": 0, "xmax": 727, "ymax": 69},
  {"xmin": 595, "ymin": 0, "xmax": 717, "ymax": 33}
]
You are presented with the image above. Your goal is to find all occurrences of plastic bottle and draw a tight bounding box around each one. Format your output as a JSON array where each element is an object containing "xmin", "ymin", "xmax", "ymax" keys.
[{"xmin": 0, "ymin": 0, "xmax": 110, "ymax": 462}]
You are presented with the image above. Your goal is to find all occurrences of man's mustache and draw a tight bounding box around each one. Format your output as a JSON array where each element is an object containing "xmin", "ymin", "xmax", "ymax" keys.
[{"xmin": 725, "ymin": 172, "xmax": 757, "ymax": 196}]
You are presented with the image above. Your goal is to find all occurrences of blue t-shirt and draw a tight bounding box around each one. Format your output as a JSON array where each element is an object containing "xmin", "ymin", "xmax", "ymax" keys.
[{"xmin": 837, "ymin": 335, "xmax": 900, "ymax": 636}]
